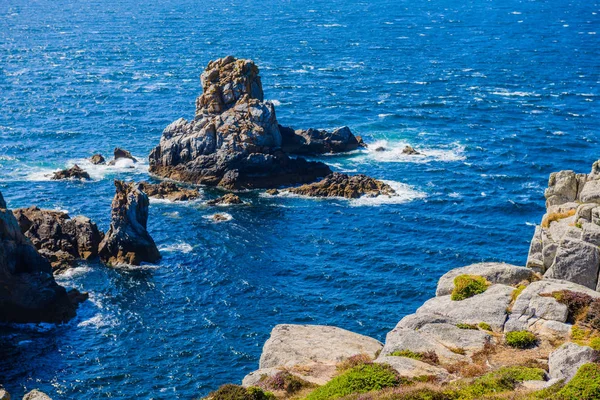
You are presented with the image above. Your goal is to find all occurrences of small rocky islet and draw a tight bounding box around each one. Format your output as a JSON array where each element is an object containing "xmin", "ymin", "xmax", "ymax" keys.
[{"xmin": 2, "ymin": 57, "xmax": 600, "ymax": 399}]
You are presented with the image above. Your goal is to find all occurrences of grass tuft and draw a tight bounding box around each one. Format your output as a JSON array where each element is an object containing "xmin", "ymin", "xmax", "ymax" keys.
[{"xmin": 451, "ymin": 275, "xmax": 490, "ymax": 301}]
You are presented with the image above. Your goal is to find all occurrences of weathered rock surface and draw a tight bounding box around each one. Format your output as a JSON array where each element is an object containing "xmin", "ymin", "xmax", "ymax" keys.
[
  {"xmin": 149, "ymin": 56, "xmax": 332, "ymax": 189},
  {"xmin": 526, "ymin": 160, "xmax": 600, "ymax": 289},
  {"xmin": 505, "ymin": 279, "xmax": 600, "ymax": 335},
  {"xmin": 287, "ymin": 173, "xmax": 395, "ymax": 199},
  {"xmin": 22, "ymin": 390, "xmax": 52, "ymax": 400},
  {"xmin": 436, "ymin": 262, "xmax": 535, "ymax": 296},
  {"xmin": 51, "ymin": 165, "xmax": 90, "ymax": 180},
  {"xmin": 0, "ymin": 191, "xmax": 85, "ymax": 323},
  {"xmin": 374, "ymin": 356, "xmax": 450, "ymax": 380},
  {"xmin": 206, "ymin": 193, "xmax": 243, "ymax": 205},
  {"xmin": 138, "ymin": 181, "xmax": 200, "ymax": 202},
  {"xmin": 279, "ymin": 125, "xmax": 360, "ymax": 155},
  {"xmin": 108, "ymin": 147, "xmax": 137, "ymax": 165},
  {"xmin": 90, "ymin": 154, "xmax": 105, "ymax": 165},
  {"xmin": 548, "ymin": 343, "xmax": 599, "ymax": 382},
  {"xmin": 258, "ymin": 324, "xmax": 382, "ymax": 369},
  {"xmin": 98, "ymin": 180, "xmax": 161, "ymax": 265},
  {"xmin": 0, "ymin": 385, "xmax": 9, "ymax": 400},
  {"xmin": 12, "ymin": 207, "xmax": 103, "ymax": 273}
]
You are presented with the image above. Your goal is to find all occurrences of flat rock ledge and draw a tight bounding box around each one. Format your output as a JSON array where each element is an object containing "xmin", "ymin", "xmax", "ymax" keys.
[
  {"xmin": 287, "ymin": 173, "xmax": 395, "ymax": 199},
  {"xmin": 139, "ymin": 181, "xmax": 200, "ymax": 202}
]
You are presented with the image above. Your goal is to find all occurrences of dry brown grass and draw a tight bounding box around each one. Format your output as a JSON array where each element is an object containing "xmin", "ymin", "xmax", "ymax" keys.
[{"xmin": 541, "ymin": 209, "xmax": 576, "ymax": 228}]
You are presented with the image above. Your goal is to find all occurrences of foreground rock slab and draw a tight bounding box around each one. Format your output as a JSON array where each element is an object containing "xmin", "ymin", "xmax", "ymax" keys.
[
  {"xmin": 0, "ymin": 191, "xmax": 85, "ymax": 323},
  {"xmin": 549, "ymin": 342, "xmax": 599, "ymax": 383},
  {"xmin": 287, "ymin": 172, "xmax": 395, "ymax": 199},
  {"xmin": 13, "ymin": 207, "xmax": 103, "ymax": 273},
  {"xmin": 139, "ymin": 181, "xmax": 200, "ymax": 202},
  {"xmin": 149, "ymin": 56, "xmax": 332, "ymax": 189},
  {"xmin": 98, "ymin": 180, "xmax": 161, "ymax": 265}
]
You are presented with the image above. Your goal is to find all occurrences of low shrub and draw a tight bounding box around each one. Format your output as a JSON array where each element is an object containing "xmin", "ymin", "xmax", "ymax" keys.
[
  {"xmin": 455, "ymin": 366, "xmax": 546, "ymax": 399},
  {"xmin": 260, "ymin": 371, "xmax": 314, "ymax": 394},
  {"xmin": 477, "ymin": 322, "xmax": 492, "ymax": 331},
  {"xmin": 583, "ymin": 299, "xmax": 600, "ymax": 330},
  {"xmin": 449, "ymin": 347, "xmax": 466, "ymax": 355},
  {"xmin": 505, "ymin": 331, "xmax": 537, "ymax": 349},
  {"xmin": 571, "ymin": 325, "xmax": 592, "ymax": 342},
  {"xmin": 511, "ymin": 285, "xmax": 527, "ymax": 303},
  {"xmin": 206, "ymin": 384, "xmax": 275, "ymax": 400},
  {"xmin": 389, "ymin": 350, "xmax": 439, "ymax": 365},
  {"xmin": 590, "ymin": 337, "xmax": 600, "ymax": 351},
  {"xmin": 555, "ymin": 363, "xmax": 600, "ymax": 399},
  {"xmin": 451, "ymin": 275, "xmax": 490, "ymax": 301},
  {"xmin": 456, "ymin": 323, "xmax": 478, "ymax": 330},
  {"xmin": 550, "ymin": 290, "xmax": 593, "ymax": 323},
  {"xmin": 337, "ymin": 354, "xmax": 373, "ymax": 372},
  {"xmin": 305, "ymin": 363, "xmax": 400, "ymax": 400},
  {"xmin": 541, "ymin": 209, "xmax": 576, "ymax": 228}
]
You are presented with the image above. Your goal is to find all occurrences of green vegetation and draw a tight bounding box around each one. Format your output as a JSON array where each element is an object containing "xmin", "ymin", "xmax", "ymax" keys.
[
  {"xmin": 206, "ymin": 384, "xmax": 275, "ymax": 400},
  {"xmin": 389, "ymin": 350, "xmax": 439, "ymax": 365},
  {"xmin": 505, "ymin": 331, "xmax": 537, "ymax": 349},
  {"xmin": 336, "ymin": 354, "xmax": 373, "ymax": 372},
  {"xmin": 454, "ymin": 366, "xmax": 545, "ymax": 399},
  {"xmin": 456, "ymin": 323, "xmax": 478, "ymax": 330},
  {"xmin": 478, "ymin": 322, "xmax": 492, "ymax": 331},
  {"xmin": 511, "ymin": 285, "xmax": 527, "ymax": 303},
  {"xmin": 590, "ymin": 337, "xmax": 600, "ymax": 351},
  {"xmin": 554, "ymin": 363, "xmax": 600, "ymax": 399},
  {"xmin": 259, "ymin": 371, "xmax": 315, "ymax": 394},
  {"xmin": 305, "ymin": 363, "xmax": 400, "ymax": 400},
  {"xmin": 451, "ymin": 275, "xmax": 490, "ymax": 301}
]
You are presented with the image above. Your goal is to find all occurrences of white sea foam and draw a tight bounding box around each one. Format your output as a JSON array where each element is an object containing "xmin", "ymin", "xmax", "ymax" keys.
[
  {"xmin": 349, "ymin": 180, "xmax": 427, "ymax": 207},
  {"xmin": 78, "ymin": 314, "xmax": 119, "ymax": 329},
  {"xmin": 159, "ymin": 242, "xmax": 194, "ymax": 253},
  {"xmin": 491, "ymin": 89, "xmax": 541, "ymax": 97},
  {"xmin": 56, "ymin": 266, "xmax": 93, "ymax": 280},
  {"xmin": 270, "ymin": 99, "xmax": 282, "ymax": 106},
  {"xmin": 358, "ymin": 140, "xmax": 465, "ymax": 163}
]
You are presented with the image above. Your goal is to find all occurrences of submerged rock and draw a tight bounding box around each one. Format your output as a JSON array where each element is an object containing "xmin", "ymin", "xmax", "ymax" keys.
[
  {"xmin": 148, "ymin": 56, "xmax": 332, "ymax": 189},
  {"xmin": 402, "ymin": 145, "xmax": 420, "ymax": 155},
  {"xmin": 287, "ymin": 172, "xmax": 395, "ymax": 199},
  {"xmin": 210, "ymin": 213, "xmax": 230, "ymax": 222},
  {"xmin": 51, "ymin": 164, "xmax": 90, "ymax": 180},
  {"xmin": 279, "ymin": 125, "xmax": 360, "ymax": 154},
  {"xmin": 206, "ymin": 193, "xmax": 243, "ymax": 205},
  {"xmin": 108, "ymin": 147, "xmax": 137, "ymax": 165},
  {"xmin": 98, "ymin": 180, "xmax": 161, "ymax": 265},
  {"xmin": 0, "ymin": 190, "xmax": 86, "ymax": 323},
  {"xmin": 13, "ymin": 207, "xmax": 104, "ymax": 273},
  {"xmin": 90, "ymin": 154, "xmax": 106, "ymax": 165},
  {"xmin": 139, "ymin": 181, "xmax": 200, "ymax": 202},
  {"xmin": 22, "ymin": 390, "xmax": 52, "ymax": 400}
]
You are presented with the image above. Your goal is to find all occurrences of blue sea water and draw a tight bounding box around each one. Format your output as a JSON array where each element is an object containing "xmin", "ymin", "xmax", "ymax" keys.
[{"xmin": 0, "ymin": 0, "xmax": 598, "ymax": 398}]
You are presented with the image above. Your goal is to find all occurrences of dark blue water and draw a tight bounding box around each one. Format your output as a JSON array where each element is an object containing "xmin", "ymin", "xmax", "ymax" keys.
[{"xmin": 0, "ymin": 0, "xmax": 598, "ymax": 398}]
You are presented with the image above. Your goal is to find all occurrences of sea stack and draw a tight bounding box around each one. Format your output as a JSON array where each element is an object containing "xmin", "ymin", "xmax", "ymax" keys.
[
  {"xmin": 0, "ymin": 191, "xmax": 86, "ymax": 323},
  {"xmin": 98, "ymin": 180, "xmax": 161, "ymax": 266},
  {"xmin": 148, "ymin": 56, "xmax": 332, "ymax": 189}
]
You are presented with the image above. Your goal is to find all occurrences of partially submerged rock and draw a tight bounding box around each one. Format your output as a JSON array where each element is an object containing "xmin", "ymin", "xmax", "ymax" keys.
[
  {"xmin": 206, "ymin": 193, "xmax": 243, "ymax": 206},
  {"xmin": 402, "ymin": 145, "xmax": 420, "ymax": 155},
  {"xmin": 90, "ymin": 154, "xmax": 105, "ymax": 165},
  {"xmin": 23, "ymin": 390, "xmax": 52, "ymax": 400},
  {"xmin": 149, "ymin": 56, "xmax": 332, "ymax": 189},
  {"xmin": 13, "ymin": 207, "xmax": 104, "ymax": 273},
  {"xmin": 139, "ymin": 181, "xmax": 200, "ymax": 202},
  {"xmin": 0, "ymin": 190, "xmax": 86, "ymax": 323},
  {"xmin": 287, "ymin": 172, "xmax": 395, "ymax": 199},
  {"xmin": 279, "ymin": 125, "xmax": 360, "ymax": 154},
  {"xmin": 266, "ymin": 189, "xmax": 279, "ymax": 195},
  {"xmin": 108, "ymin": 147, "xmax": 137, "ymax": 165},
  {"xmin": 51, "ymin": 164, "xmax": 90, "ymax": 180},
  {"xmin": 98, "ymin": 180, "xmax": 161, "ymax": 265}
]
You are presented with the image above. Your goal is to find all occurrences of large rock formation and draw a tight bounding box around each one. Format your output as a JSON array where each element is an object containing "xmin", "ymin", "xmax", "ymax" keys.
[
  {"xmin": 279, "ymin": 125, "xmax": 360, "ymax": 155},
  {"xmin": 51, "ymin": 165, "xmax": 90, "ymax": 180},
  {"xmin": 526, "ymin": 160, "xmax": 600, "ymax": 290},
  {"xmin": 287, "ymin": 173, "xmax": 396, "ymax": 199},
  {"xmin": 12, "ymin": 207, "xmax": 103, "ymax": 273},
  {"xmin": 98, "ymin": 181, "xmax": 161, "ymax": 266},
  {"xmin": 148, "ymin": 56, "xmax": 332, "ymax": 189},
  {"xmin": 0, "ymin": 191, "xmax": 86, "ymax": 323}
]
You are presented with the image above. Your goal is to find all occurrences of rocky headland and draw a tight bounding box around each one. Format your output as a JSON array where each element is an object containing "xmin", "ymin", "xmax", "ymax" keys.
[
  {"xmin": 148, "ymin": 56, "xmax": 391, "ymax": 198},
  {"xmin": 208, "ymin": 160, "xmax": 600, "ymax": 400}
]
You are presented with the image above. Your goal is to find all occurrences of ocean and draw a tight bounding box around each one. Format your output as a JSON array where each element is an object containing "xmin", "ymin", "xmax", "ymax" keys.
[{"xmin": 0, "ymin": 0, "xmax": 598, "ymax": 398}]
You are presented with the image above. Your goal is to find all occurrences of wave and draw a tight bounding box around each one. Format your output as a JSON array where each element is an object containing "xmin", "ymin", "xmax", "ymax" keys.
[
  {"xmin": 491, "ymin": 89, "xmax": 541, "ymax": 97},
  {"xmin": 159, "ymin": 242, "xmax": 194, "ymax": 253},
  {"xmin": 203, "ymin": 212, "xmax": 233, "ymax": 222},
  {"xmin": 55, "ymin": 266, "xmax": 94, "ymax": 280},
  {"xmin": 356, "ymin": 140, "xmax": 465, "ymax": 163},
  {"xmin": 77, "ymin": 313, "xmax": 119, "ymax": 329},
  {"xmin": 349, "ymin": 180, "xmax": 427, "ymax": 207}
]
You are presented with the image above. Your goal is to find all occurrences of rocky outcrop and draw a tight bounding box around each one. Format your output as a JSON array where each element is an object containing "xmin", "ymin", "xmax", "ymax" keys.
[
  {"xmin": 12, "ymin": 207, "xmax": 103, "ymax": 273},
  {"xmin": 548, "ymin": 343, "xmax": 599, "ymax": 382},
  {"xmin": 402, "ymin": 145, "xmax": 420, "ymax": 155},
  {"xmin": 0, "ymin": 191, "xmax": 86, "ymax": 323},
  {"xmin": 279, "ymin": 125, "xmax": 360, "ymax": 155},
  {"xmin": 0, "ymin": 385, "xmax": 9, "ymax": 400},
  {"xmin": 436, "ymin": 262, "xmax": 535, "ymax": 296},
  {"xmin": 526, "ymin": 160, "xmax": 600, "ymax": 290},
  {"xmin": 149, "ymin": 56, "xmax": 332, "ymax": 190},
  {"xmin": 108, "ymin": 148, "xmax": 137, "ymax": 165},
  {"xmin": 98, "ymin": 180, "xmax": 160, "ymax": 266},
  {"xmin": 51, "ymin": 165, "xmax": 90, "ymax": 180},
  {"xmin": 287, "ymin": 173, "xmax": 395, "ymax": 199},
  {"xmin": 206, "ymin": 193, "xmax": 243, "ymax": 205},
  {"xmin": 138, "ymin": 181, "xmax": 200, "ymax": 202},
  {"xmin": 243, "ymin": 324, "xmax": 382, "ymax": 386},
  {"xmin": 90, "ymin": 154, "xmax": 105, "ymax": 165}
]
